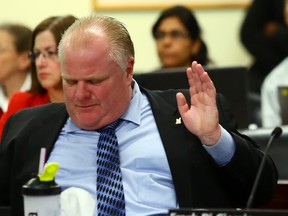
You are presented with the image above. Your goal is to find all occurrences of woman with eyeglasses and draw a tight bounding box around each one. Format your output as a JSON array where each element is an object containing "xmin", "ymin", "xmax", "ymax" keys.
[
  {"xmin": 152, "ymin": 5, "xmax": 211, "ymax": 68},
  {"xmin": 0, "ymin": 15, "xmax": 77, "ymax": 139}
]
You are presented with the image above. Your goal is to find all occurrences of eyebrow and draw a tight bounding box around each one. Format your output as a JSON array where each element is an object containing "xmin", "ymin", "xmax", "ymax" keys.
[{"xmin": 34, "ymin": 46, "xmax": 57, "ymax": 51}]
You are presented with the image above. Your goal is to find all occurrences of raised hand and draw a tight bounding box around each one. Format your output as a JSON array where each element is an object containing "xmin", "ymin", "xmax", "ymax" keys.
[{"xmin": 176, "ymin": 61, "xmax": 221, "ymax": 146}]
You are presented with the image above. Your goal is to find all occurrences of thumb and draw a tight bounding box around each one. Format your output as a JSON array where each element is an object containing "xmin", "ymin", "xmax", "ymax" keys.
[{"xmin": 176, "ymin": 92, "xmax": 189, "ymax": 116}]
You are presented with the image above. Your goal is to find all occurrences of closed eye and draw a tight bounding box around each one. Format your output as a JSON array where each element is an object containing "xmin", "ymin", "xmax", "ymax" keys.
[
  {"xmin": 88, "ymin": 79, "xmax": 103, "ymax": 85},
  {"xmin": 64, "ymin": 78, "xmax": 77, "ymax": 85},
  {"xmin": 87, "ymin": 77, "xmax": 108, "ymax": 85}
]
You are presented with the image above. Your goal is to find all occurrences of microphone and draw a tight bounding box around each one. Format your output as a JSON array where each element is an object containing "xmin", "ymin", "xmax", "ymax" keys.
[{"xmin": 246, "ymin": 126, "xmax": 282, "ymax": 209}]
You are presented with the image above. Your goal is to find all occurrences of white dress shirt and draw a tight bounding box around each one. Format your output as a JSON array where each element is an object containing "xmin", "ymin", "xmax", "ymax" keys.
[
  {"xmin": 261, "ymin": 56, "xmax": 288, "ymax": 127},
  {"xmin": 0, "ymin": 72, "xmax": 31, "ymax": 112}
]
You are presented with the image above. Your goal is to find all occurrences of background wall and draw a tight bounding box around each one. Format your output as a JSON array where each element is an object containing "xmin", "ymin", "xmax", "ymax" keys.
[{"xmin": 1, "ymin": 0, "xmax": 252, "ymax": 73}]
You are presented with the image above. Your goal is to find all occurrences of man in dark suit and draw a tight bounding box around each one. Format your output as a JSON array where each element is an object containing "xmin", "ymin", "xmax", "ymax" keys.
[{"xmin": 0, "ymin": 15, "xmax": 278, "ymax": 216}]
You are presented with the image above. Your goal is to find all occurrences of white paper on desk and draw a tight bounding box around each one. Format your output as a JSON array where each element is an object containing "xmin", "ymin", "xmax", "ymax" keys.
[{"xmin": 60, "ymin": 187, "xmax": 95, "ymax": 216}]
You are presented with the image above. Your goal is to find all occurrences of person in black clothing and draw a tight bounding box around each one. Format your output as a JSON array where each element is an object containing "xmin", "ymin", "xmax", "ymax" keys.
[{"xmin": 240, "ymin": 0, "xmax": 288, "ymax": 93}]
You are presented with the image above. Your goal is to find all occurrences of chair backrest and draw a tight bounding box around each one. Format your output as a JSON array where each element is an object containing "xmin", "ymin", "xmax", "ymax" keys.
[{"xmin": 134, "ymin": 66, "xmax": 250, "ymax": 129}]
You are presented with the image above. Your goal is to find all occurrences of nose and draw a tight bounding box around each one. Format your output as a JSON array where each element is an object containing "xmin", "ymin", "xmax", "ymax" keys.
[
  {"xmin": 161, "ymin": 35, "xmax": 173, "ymax": 45},
  {"xmin": 35, "ymin": 54, "xmax": 48, "ymax": 67},
  {"xmin": 75, "ymin": 81, "xmax": 91, "ymax": 99}
]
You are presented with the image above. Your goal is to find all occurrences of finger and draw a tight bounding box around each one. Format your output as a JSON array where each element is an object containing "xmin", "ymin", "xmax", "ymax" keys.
[
  {"xmin": 176, "ymin": 92, "xmax": 189, "ymax": 116},
  {"xmin": 187, "ymin": 62, "xmax": 202, "ymax": 95},
  {"xmin": 191, "ymin": 62, "xmax": 205, "ymax": 93},
  {"xmin": 186, "ymin": 68, "xmax": 198, "ymax": 96},
  {"xmin": 201, "ymin": 68, "xmax": 217, "ymax": 98},
  {"xmin": 193, "ymin": 63, "xmax": 216, "ymax": 95},
  {"xmin": 200, "ymin": 72, "xmax": 216, "ymax": 96},
  {"xmin": 194, "ymin": 62, "xmax": 206, "ymax": 77}
]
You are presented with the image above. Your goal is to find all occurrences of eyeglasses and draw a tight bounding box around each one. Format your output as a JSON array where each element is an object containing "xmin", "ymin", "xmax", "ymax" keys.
[
  {"xmin": 154, "ymin": 30, "xmax": 190, "ymax": 41},
  {"xmin": 29, "ymin": 50, "xmax": 58, "ymax": 62}
]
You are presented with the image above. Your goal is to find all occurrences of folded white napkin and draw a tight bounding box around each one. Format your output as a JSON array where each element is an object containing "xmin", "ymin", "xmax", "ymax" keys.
[{"xmin": 60, "ymin": 187, "xmax": 95, "ymax": 216}]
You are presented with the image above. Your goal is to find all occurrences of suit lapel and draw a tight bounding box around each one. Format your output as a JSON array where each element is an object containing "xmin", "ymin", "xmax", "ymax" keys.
[{"xmin": 27, "ymin": 104, "xmax": 68, "ymax": 163}]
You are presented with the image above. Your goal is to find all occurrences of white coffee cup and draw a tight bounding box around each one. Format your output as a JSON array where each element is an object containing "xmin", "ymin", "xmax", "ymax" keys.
[
  {"xmin": 23, "ymin": 193, "xmax": 60, "ymax": 216},
  {"xmin": 22, "ymin": 176, "xmax": 61, "ymax": 216}
]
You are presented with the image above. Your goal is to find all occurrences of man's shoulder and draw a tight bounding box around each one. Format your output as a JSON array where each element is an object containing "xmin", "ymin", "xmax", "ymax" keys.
[
  {"xmin": 2, "ymin": 103, "xmax": 67, "ymax": 145},
  {"xmin": 143, "ymin": 88, "xmax": 221, "ymax": 104},
  {"xmin": 143, "ymin": 88, "xmax": 189, "ymax": 100},
  {"xmin": 13, "ymin": 102, "xmax": 66, "ymax": 118}
]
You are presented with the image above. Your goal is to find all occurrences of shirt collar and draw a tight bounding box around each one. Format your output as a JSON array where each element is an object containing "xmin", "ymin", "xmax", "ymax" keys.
[
  {"xmin": 20, "ymin": 72, "xmax": 32, "ymax": 91},
  {"xmin": 0, "ymin": 87, "xmax": 8, "ymax": 112},
  {"xmin": 120, "ymin": 79, "xmax": 142, "ymax": 125}
]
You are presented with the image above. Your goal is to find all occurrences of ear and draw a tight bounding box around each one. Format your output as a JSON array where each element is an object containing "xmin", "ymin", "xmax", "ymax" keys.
[
  {"xmin": 17, "ymin": 51, "xmax": 31, "ymax": 71},
  {"xmin": 126, "ymin": 57, "xmax": 135, "ymax": 80},
  {"xmin": 190, "ymin": 38, "xmax": 201, "ymax": 55}
]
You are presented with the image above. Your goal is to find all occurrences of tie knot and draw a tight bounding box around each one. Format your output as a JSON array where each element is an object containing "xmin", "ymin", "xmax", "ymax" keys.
[{"xmin": 101, "ymin": 119, "xmax": 121, "ymax": 132}]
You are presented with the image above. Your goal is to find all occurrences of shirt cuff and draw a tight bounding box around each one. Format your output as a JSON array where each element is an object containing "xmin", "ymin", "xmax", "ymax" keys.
[{"xmin": 202, "ymin": 125, "xmax": 236, "ymax": 167}]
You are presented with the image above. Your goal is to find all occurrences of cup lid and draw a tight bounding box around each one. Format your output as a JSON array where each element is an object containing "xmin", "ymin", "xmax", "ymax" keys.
[{"xmin": 22, "ymin": 177, "xmax": 61, "ymax": 196}]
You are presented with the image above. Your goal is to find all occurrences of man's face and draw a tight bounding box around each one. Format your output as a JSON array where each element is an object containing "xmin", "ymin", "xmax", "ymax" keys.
[{"xmin": 61, "ymin": 38, "xmax": 134, "ymax": 130}]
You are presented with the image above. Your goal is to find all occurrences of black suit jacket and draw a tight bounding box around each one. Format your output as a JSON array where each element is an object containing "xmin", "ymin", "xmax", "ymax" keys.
[{"xmin": 0, "ymin": 88, "xmax": 278, "ymax": 216}]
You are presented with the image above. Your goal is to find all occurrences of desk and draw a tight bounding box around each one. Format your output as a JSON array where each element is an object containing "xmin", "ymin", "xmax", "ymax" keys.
[
  {"xmin": 259, "ymin": 181, "xmax": 288, "ymax": 210},
  {"xmin": 169, "ymin": 209, "xmax": 288, "ymax": 216}
]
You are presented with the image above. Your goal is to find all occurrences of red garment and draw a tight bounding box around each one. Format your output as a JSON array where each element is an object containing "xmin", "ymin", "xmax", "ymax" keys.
[{"xmin": 0, "ymin": 92, "xmax": 50, "ymax": 140}]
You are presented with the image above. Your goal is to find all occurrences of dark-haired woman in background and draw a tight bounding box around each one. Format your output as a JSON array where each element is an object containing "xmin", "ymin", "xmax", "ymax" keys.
[{"xmin": 152, "ymin": 5, "xmax": 211, "ymax": 68}]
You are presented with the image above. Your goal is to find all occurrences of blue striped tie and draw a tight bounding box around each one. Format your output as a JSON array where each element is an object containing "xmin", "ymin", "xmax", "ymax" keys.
[{"xmin": 97, "ymin": 120, "xmax": 125, "ymax": 216}]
